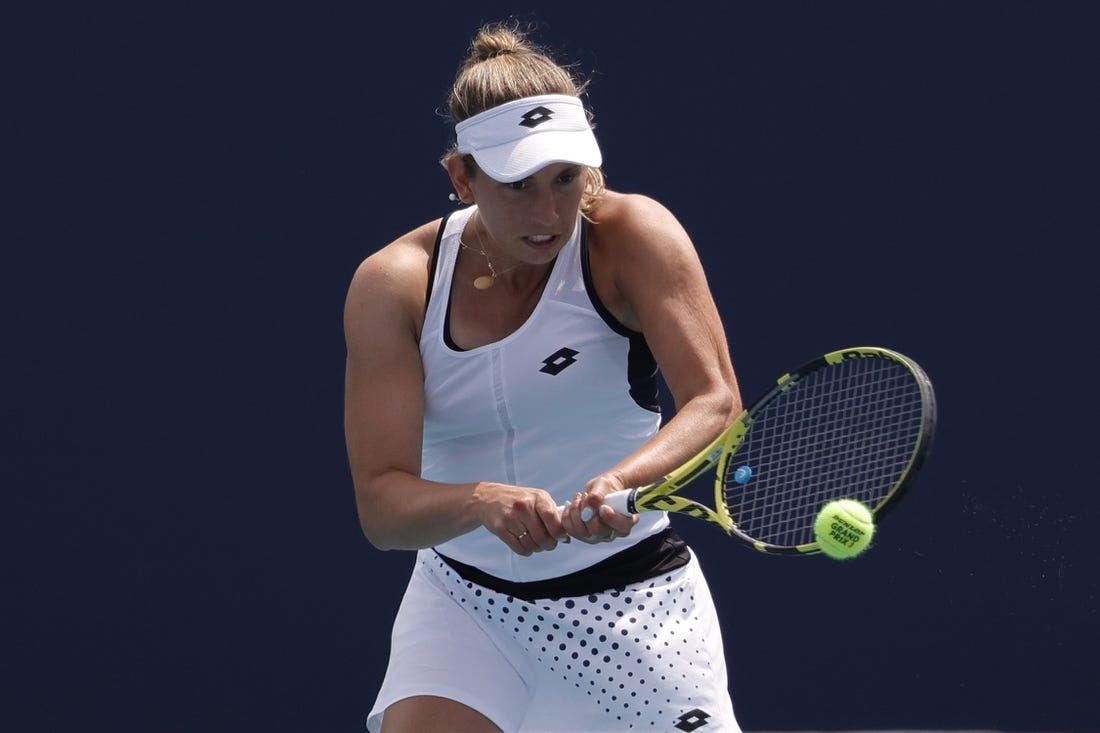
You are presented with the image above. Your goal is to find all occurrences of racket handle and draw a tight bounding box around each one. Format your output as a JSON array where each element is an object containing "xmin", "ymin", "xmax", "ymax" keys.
[
  {"xmin": 602, "ymin": 489, "xmax": 635, "ymax": 516},
  {"xmin": 556, "ymin": 489, "xmax": 638, "ymax": 521}
]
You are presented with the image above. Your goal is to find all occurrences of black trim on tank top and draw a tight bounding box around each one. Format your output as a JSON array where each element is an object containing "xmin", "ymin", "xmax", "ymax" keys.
[
  {"xmin": 443, "ymin": 301, "xmax": 462, "ymax": 351},
  {"xmin": 580, "ymin": 224, "xmax": 661, "ymax": 413},
  {"xmin": 425, "ymin": 211, "xmax": 453, "ymax": 315},
  {"xmin": 430, "ymin": 211, "xmax": 466, "ymax": 352},
  {"xmin": 435, "ymin": 527, "xmax": 690, "ymax": 602}
]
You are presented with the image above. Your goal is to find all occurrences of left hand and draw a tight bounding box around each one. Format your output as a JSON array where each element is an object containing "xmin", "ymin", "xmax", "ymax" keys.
[{"xmin": 560, "ymin": 474, "xmax": 639, "ymax": 543}]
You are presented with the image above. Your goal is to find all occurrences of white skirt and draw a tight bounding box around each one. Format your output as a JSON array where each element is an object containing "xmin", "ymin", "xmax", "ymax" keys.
[{"xmin": 367, "ymin": 548, "xmax": 742, "ymax": 733}]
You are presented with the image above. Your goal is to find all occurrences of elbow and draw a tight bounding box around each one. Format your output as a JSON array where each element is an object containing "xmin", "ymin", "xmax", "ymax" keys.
[
  {"xmin": 363, "ymin": 532, "xmax": 397, "ymax": 553},
  {"xmin": 676, "ymin": 383, "xmax": 741, "ymax": 429},
  {"xmin": 357, "ymin": 506, "xmax": 400, "ymax": 552},
  {"xmin": 704, "ymin": 381, "xmax": 740, "ymax": 425},
  {"xmin": 359, "ymin": 521, "xmax": 388, "ymax": 551},
  {"xmin": 723, "ymin": 383, "xmax": 742, "ymax": 422},
  {"xmin": 354, "ymin": 487, "xmax": 400, "ymax": 551},
  {"xmin": 704, "ymin": 385, "xmax": 741, "ymax": 433}
]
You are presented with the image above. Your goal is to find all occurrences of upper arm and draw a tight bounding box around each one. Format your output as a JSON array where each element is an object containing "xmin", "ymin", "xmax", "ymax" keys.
[
  {"xmin": 593, "ymin": 194, "xmax": 740, "ymax": 415},
  {"xmin": 342, "ymin": 225, "xmax": 435, "ymax": 512}
]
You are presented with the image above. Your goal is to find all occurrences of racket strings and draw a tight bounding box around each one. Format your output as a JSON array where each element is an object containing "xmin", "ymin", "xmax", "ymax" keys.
[{"xmin": 724, "ymin": 357, "xmax": 926, "ymax": 547}]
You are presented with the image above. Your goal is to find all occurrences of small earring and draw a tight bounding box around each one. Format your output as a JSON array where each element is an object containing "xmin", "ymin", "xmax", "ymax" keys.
[{"xmin": 449, "ymin": 193, "xmax": 460, "ymax": 202}]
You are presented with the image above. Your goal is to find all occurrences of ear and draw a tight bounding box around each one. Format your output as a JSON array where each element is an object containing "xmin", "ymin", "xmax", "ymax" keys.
[{"xmin": 445, "ymin": 154, "xmax": 475, "ymax": 204}]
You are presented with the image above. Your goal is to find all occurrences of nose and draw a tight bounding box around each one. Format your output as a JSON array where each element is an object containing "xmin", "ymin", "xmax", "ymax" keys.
[{"xmin": 530, "ymin": 187, "xmax": 559, "ymax": 227}]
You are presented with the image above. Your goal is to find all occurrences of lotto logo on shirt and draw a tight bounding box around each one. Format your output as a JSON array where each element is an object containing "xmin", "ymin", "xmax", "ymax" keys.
[{"xmin": 539, "ymin": 347, "xmax": 579, "ymax": 375}]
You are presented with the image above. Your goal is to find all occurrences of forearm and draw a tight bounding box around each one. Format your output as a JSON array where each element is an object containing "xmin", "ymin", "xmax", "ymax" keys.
[
  {"xmin": 355, "ymin": 471, "xmax": 484, "ymax": 551},
  {"xmin": 603, "ymin": 386, "xmax": 739, "ymax": 492}
]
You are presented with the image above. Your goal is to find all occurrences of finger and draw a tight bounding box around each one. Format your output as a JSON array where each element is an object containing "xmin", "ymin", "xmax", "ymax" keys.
[
  {"xmin": 562, "ymin": 494, "xmax": 617, "ymax": 544},
  {"xmin": 534, "ymin": 503, "xmax": 567, "ymax": 550},
  {"xmin": 574, "ymin": 492, "xmax": 606, "ymax": 536},
  {"xmin": 520, "ymin": 524, "xmax": 555, "ymax": 553},
  {"xmin": 559, "ymin": 493, "xmax": 586, "ymax": 538},
  {"xmin": 559, "ymin": 504, "xmax": 601, "ymax": 544},
  {"xmin": 598, "ymin": 503, "xmax": 638, "ymax": 536},
  {"xmin": 579, "ymin": 491, "xmax": 603, "ymax": 524},
  {"xmin": 584, "ymin": 506, "xmax": 627, "ymax": 543},
  {"xmin": 502, "ymin": 527, "xmax": 534, "ymax": 556},
  {"xmin": 515, "ymin": 521, "xmax": 564, "ymax": 553},
  {"xmin": 572, "ymin": 502, "xmax": 635, "ymax": 543}
]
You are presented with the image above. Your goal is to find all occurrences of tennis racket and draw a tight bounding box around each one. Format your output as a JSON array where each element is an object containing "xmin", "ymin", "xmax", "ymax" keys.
[{"xmin": 602, "ymin": 346, "xmax": 936, "ymax": 555}]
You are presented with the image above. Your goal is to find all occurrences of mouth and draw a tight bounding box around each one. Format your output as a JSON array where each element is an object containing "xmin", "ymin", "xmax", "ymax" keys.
[{"xmin": 524, "ymin": 234, "xmax": 558, "ymax": 247}]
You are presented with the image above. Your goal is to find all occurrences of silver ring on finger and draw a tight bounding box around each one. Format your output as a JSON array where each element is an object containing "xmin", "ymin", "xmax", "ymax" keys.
[
  {"xmin": 516, "ymin": 530, "xmax": 530, "ymax": 540},
  {"xmin": 606, "ymin": 528, "xmax": 617, "ymax": 542}
]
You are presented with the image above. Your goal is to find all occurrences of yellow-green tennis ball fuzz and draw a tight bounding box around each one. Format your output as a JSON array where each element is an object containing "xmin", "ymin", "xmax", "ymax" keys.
[{"xmin": 814, "ymin": 499, "xmax": 875, "ymax": 560}]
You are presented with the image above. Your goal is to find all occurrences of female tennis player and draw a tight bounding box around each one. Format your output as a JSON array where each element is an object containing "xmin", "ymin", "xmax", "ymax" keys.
[{"xmin": 343, "ymin": 20, "xmax": 745, "ymax": 732}]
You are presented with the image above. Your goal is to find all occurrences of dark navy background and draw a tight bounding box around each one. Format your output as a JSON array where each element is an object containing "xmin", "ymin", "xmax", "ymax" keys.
[{"xmin": 4, "ymin": 3, "xmax": 1096, "ymax": 732}]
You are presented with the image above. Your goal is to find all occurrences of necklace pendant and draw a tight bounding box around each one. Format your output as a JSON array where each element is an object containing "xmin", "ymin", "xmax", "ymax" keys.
[{"xmin": 473, "ymin": 275, "xmax": 495, "ymax": 290}]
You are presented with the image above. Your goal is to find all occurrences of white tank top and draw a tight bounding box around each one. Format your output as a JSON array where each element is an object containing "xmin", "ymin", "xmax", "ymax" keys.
[{"xmin": 421, "ymin": 206, "xmax": 669, "ymax": 582}]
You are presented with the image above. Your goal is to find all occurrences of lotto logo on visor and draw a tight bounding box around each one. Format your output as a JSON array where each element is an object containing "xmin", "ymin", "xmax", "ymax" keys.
[
  {"xmin": 519, "ymin": 106, "xmax": 554, "ymax": 128},
  {"xmin": 455, "ymin": 94, "xmax": 602, "ymax": 183}
]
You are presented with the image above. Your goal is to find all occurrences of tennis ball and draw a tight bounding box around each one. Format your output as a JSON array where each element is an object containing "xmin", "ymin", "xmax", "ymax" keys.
[{"xmin": 814, "ymin": 499, "xmax": 875, "ymax": 559}]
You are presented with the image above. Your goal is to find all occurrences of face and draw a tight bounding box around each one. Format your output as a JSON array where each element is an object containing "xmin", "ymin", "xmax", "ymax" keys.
[{"xmin": 457, "ymin": 160, "xmax": 587, "ymax": 265}]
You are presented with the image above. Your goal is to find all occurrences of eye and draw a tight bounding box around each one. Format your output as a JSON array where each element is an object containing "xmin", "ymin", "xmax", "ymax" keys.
[{"xmin": 556, "ymin": 168, "xmax": 582, "ymax": 185}]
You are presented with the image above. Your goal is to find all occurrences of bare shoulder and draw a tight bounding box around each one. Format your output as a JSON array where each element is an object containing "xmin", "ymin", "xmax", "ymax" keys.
[
  {"xmin": 348, "ymin": 219, "xmax": 440, "ymax": 296},
  {"xmin": 590, "ymin": 190, "xmax": 683, "ymax": 242},
  {"xmin": 345, "ymin": 219, "xmax": 441, "ymax": 343},
  {"xmin": 587, "ymin": 191, "xmax": 703, "ymax": 329}
]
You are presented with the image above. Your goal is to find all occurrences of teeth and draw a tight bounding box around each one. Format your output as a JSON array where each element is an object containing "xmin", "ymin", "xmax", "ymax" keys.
[{"xmin": 529, "ymin": 235, "xmax": 552, "ymax": 242}]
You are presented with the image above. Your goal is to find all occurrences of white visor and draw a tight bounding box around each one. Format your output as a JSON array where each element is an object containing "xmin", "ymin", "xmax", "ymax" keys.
[{"xmin": 455, "ymin": 94, "xmax": 602, "ymax": 183}]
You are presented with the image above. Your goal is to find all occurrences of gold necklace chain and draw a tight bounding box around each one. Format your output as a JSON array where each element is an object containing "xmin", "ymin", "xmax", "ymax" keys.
[{"xmin": 459, "ymin": 215, "xmax": 522, "ymax": 290}]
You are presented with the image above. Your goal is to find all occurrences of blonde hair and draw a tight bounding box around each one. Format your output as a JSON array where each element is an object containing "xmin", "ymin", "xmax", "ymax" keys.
[{"xmin": 443, "ymin": 21, "xmax": 606, "ymax": 215}]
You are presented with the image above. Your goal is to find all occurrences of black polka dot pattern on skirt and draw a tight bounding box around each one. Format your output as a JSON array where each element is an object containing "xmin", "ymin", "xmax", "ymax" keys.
[{"xmin": 427, "ymin": 553, "xmax": 720, "ymax": 729}]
